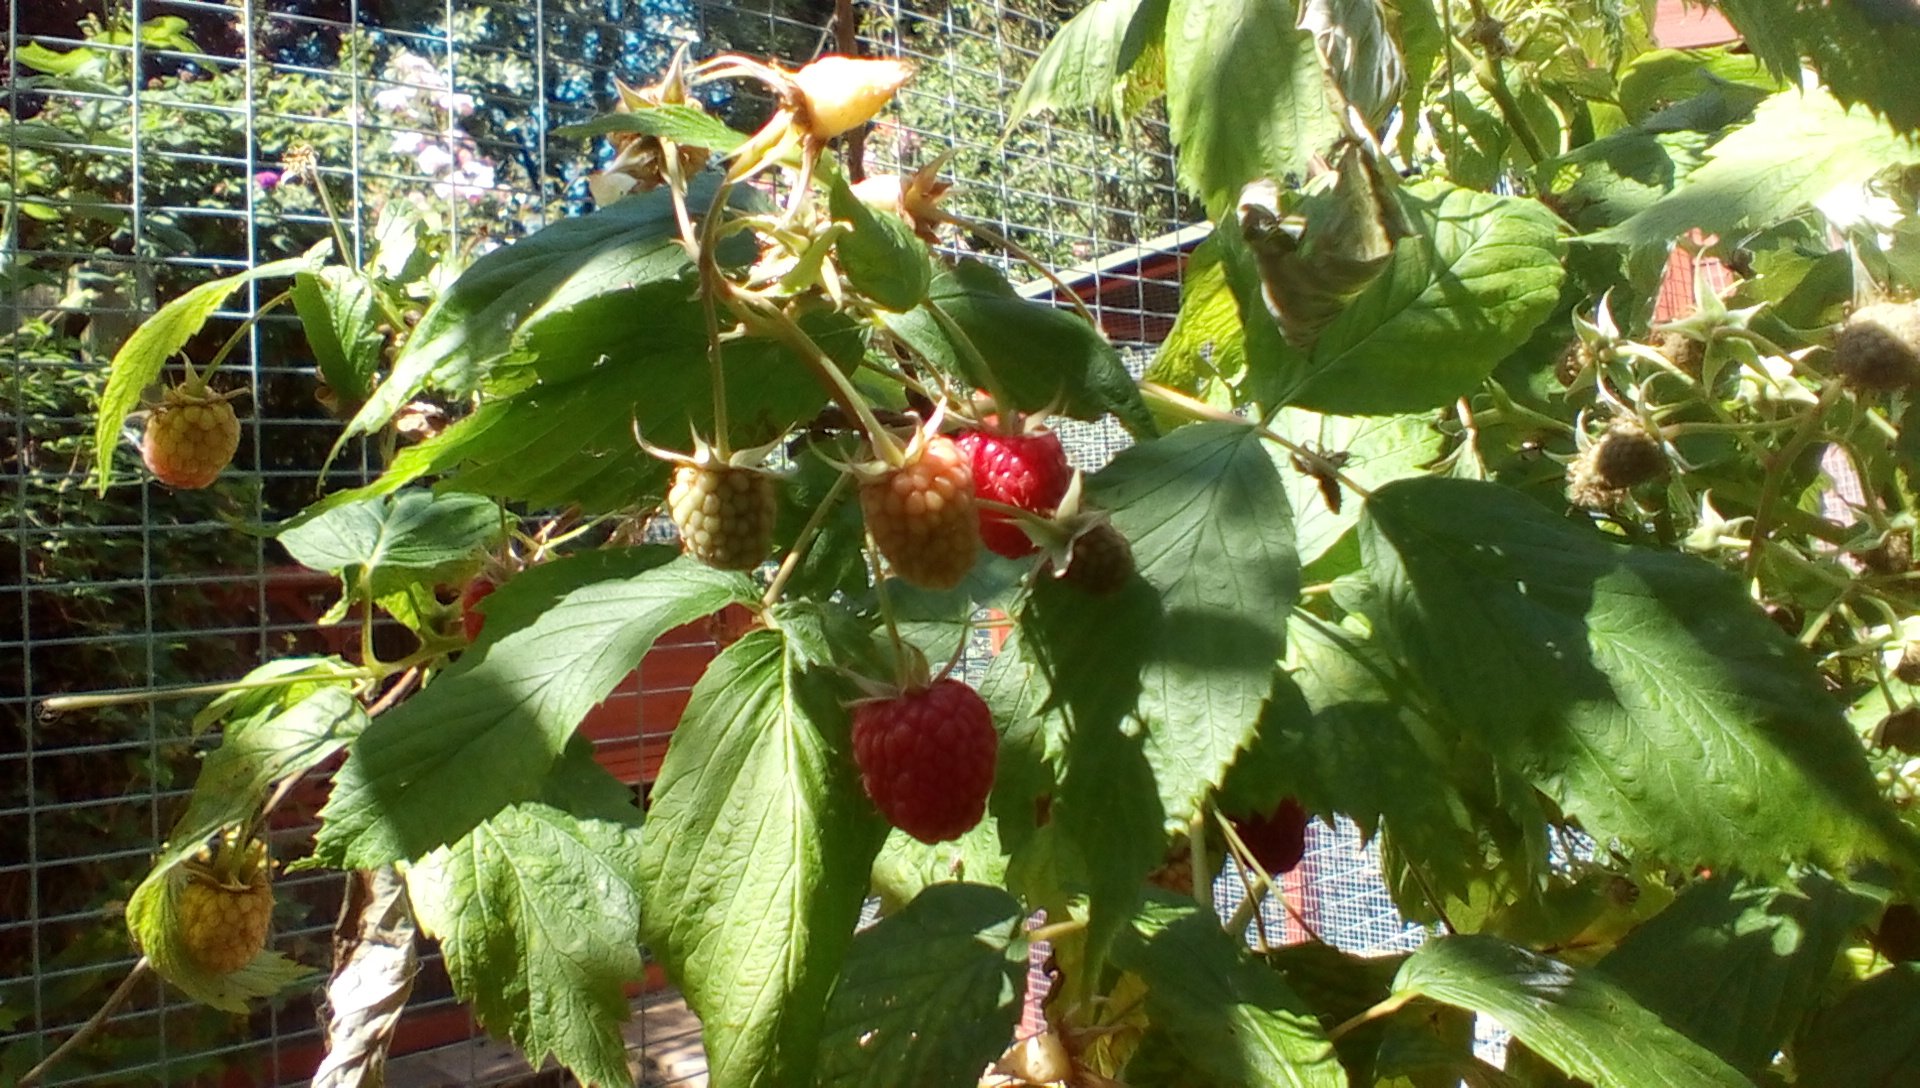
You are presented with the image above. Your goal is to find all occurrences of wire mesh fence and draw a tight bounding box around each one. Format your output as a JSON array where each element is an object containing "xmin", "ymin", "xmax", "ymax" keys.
[{"xmin": 6, "ymin": 0, "xmax": 1417, "ymax": 1082}]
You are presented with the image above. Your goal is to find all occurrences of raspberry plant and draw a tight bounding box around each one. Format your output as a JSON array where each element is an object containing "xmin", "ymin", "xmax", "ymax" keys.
[{"xmin": 37, "ymin": 1, "xmax": 1920, "ymax": 1085}]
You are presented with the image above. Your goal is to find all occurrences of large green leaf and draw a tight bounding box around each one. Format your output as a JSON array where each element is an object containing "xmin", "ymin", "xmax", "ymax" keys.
[
  {"xmin": 1793, "ymin": 963, "xmax": 1920, "ymax": 1085},
  {"xmin": 276, "ymin": 488, "xmax": 501, "ymax": 605},
  {"xmin": 1145, "ymin": 234, "xmax": 1248, "ymax": 412},
  {"xmin": 1711, "ymin": 0, "xmax": 1920, "ymax": 132},
  {"xmin": 1006, "ymin": 0, "xmax": 1169, "ymax": 125},
  {"xmin": 640, "ymin": 627, "xmax": 888, "ymax": 1088},
  {"xmin": 550, "ymin": 103, "xmax": 748, "ymax": 151},
  {"xmin": 312, "ymin": 550, "xmax": 755, "ymax": 867},
  {"xmin": 1587, "ymin": 88, "xmax": 1920, "ymax": 249},
  {"xmin": 91, "ymin": 249, "xmax": 323, "ymax": 493},
  {"xmin": 1358, "ymin": 476, "xmax": 1920, "ymax": 873},
  {"xmin": 408, "ymin": 774, "xmax": 646, "ymax": 1088},
  {"xmin": 1268, "ymin": 409, "xmax": 1441, "ymax": 568},
  {"xmin": 879, "ymin": 260, "xmax": 1154, "ymax": 435},
  {"xmin": 1164, "ymin": 0, "xmax": 1338, "ymax": 216},
  {"xmin": 1542, "ymin": 129, "xmax": 1711, "ymax": 232},
  {"xmin": 337, "ymin": 177, "xmax": 752, "ymax": 453},
  {"xmin": 1284, "ymin": 183, "xmax": 1564, "ymax": 415},
  {"xmin": 815, "ymin": 883, "xmax": 1026, "ymax": 1088},
  {"xmin": 1088, "ymin": 422, "xmax": 1298, "ymax": 825},
  {"xmin": 1598, "ymin": 872, "xmax": 1881, "ymax": 1077},
  {"xmin": 304, "ymin": 312, "xmax": 861, "ymax": 516},
  {"xmin": 1393, "ymin": 935, "xmax": 1750, "ymax": 1088},
  {"xmin": 291, "ymin": 265, "xmax": 385, "ymax": 409},
  {"xmin": 1115, "ymin": 899, "xmax": 1345, "ymax": 1088}
]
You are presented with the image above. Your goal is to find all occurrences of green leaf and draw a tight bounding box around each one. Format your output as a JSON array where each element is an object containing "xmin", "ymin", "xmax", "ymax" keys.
[
  {"xmin": 1587, "ymin": 88, "xmax": 1920, "ymax": 248},
  {"xmin": 1793, "ymin": 963, "xmax": 1920, "ymax": 1085},
  {"xmin": 549, "ymin": 103, "xmax": 748, "ymax": 151},
  {"xmin": 1088, "ymin": 422, "xmax": 1298, "ymax": 826},
  {"xmin": 1114, "ymin": 899, "xmax": 1345, "ymax": 1088},
  {"xmin": 1007, "ymin": 0, "xmax": 1169, "ymax": 126},
  {"xmin": 1392, "ymin": 935, "xmax": 1750, "ymax": 1088},
  {"xmin": 1285, "ymin": 183, "xmax": 1564, "ymax": 415},
  {"xmin": 126, "ymin": 687, "xmax": 362, "ymax": 1011},
  {"xmin": 337, "ymin": 176, "xmax": 753, "ymax": 456},
  {"xmin": 640, "ymin": 627, "xmax": 888, "ymax": 1088},
  {"xmin": 815, "ymin": 883, "xmax": 1026, "ymax": 1088},
  {"xmin": 313, "ymin": 550, "xmax": 755, "ymax": 867},
  {"xmin": 1164, "ymin": 0, "xmax": 1339, "ymax": 217},
  {"xmin": 291, "ymin": 266, "xmax": 386, "ymax": 409},
  {"xmin": 1712, "ymin": 0, "xmax": 1920, "ymax": 132},
  {"xmin": 1268, "ymin": 409, "xmax": 1441, "ymax": 568},
  {"xmin": 1598, "ymin": 872, "xmax": 1882, "ymax": 1077},
  {"xmin": 1542, "ymin": 129, "xmax": 1711, "ymax": 232},
  {"xmin": 1614, "ymin": 48, "xmax": 1782, "ymax": 127},
  {"xmin": 276, "ymin": 488, "xmax": 501, "ymax": 604},
  {"xmin": 314, "ymin": 311, "xmax": 861, "ymax": 515},
  {"xmin": 1145, "ymin": 235, "xmax": 1248, "ymax": 412},
  {"xmin": 829, "ymin": 173, "xmax": 932, "ymax": 312},
  {"xmin": 15, "ymin": 41, "xmax": 103, "ymax": 77},
  {"xmin": 408, "ymin": 792, "xmax": 646, "ymax": 1088},
  {"xmin": 1358, "ymin": 476, "xmax": 1920, "ymax": 873},
  {"xmin": 879, "ymin": 260, "xmax": 1155, "ymax": 435},
  {"xmin": 92, "ymin": 250, "xmax": 323, "ymax": 493}
]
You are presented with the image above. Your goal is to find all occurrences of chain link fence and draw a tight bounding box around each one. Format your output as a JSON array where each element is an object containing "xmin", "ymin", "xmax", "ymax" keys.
[{"xmin": 4, "ymin": 1, "xmax": 1416, "ymax": 1082}]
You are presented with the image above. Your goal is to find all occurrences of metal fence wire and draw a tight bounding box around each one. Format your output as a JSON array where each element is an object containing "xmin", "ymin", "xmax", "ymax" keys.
[{"xmin": 4, "ymin": 0, "xmax": 1416, "ymax": 1083}]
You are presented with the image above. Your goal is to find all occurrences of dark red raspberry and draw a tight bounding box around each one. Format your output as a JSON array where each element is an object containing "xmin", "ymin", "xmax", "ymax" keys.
[
  {"xmin": 460, "ymin": 576, "xmax": 498, "ymax": 641},
  {"xmin": 955, "ymin": 429, "xmax": 1071, "ymax": 558},
  {"xmin": 1050, "ymin": 520, "xmax": 1134, "ymax": 595},
  {"xmin": 1231, "ymin": 796, "xmax": 1309, "ymax": 876},
  {"xmin": 851, "ymin": 679, "xmax": 997, "ymax": 844}
]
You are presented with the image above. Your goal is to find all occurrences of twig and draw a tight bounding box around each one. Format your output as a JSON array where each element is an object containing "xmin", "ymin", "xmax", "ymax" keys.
[
  {"xmin": 1327, "ymin": 991, "xmax": 1418, "ymax": 1042},
  {"xmin": 762, "ymin": 473, "xmax": 854, "ymax": 607},
  {"xmin": 1745, "ymin": 382, "xmax": 1844, "ymax": 585},
  {"xmin": 17, "ymin": 958, "xmax": 153, "ymax": 1088}
]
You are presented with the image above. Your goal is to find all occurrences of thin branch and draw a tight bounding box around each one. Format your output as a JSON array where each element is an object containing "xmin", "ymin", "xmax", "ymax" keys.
[{"xmin": 18, "ymin": 958, "xmax": 153, "ymax": 1088}]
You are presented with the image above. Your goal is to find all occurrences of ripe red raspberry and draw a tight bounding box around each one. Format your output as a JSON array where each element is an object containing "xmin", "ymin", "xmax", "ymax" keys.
[
  {"xmin": 460, "ymin": 575, "xmax": 499, "ymax": 641},
  {"xmin": 667, "ymin": 464, "xmax": 778, "ymax": 571},
  {"xmin": 851, "ymin": 679, "xmax": 997, "ymax": 844},
  {"xmin": 1231, "ymin": 797, "xmax": 1310, "ymax": 876},
  {"xmin": 859, "ymin": 434, "xmax": 980, "ymax": 589},
  {"xmin": 1049, "ymin": 520, "xmax": 1134, "ymax": 595},
  {"xmin": 142, "ymin": 386, "xmax": 241, "ymax": 489},
  {"xmin": 955, "ymin": 429, "xmax": 1071, "ymax": 558}
]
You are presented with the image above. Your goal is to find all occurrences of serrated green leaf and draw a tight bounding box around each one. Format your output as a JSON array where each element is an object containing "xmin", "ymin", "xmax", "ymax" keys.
[
  {"xmin": 1115, "ymin": 899, "xmax": 1345, "ymax": 1088},
  {"xmin": 408, "ymin": 793, "xmax": 645, "ymax": 1088},
  {"xmin": 1614, "ymin": 48, "xmax": 1782, "ymax": 127},
  {"xmin": 1598, "ymin": 872, "xmax": 1881, "ymax": 1078},
  {"xmin": 869, "ymin": 823, "xmax": 1012, "ymax": 915},
  {"xmin": 1793, "ymin": 963, "xmax": 1920, "ymax": 1085},
  {"xmin": 640, "ymin": 627, "xmax": 888, "ymax": 1088},
  {"xmin": 313, "ymin": 550, "xmax": 755, "ymax": 867},
  {"xmin": 1145, "ymin": 235, "xmax": 1247, "ymax": 412},
  {"xmin": 1089, "ymin": 422, "xmax": 1298, "ymax": 825},
  {"xmin": 1587, "ymin": 88, "xmax": 1920, "ymax": 249},
  {"xmin": 828, "ymin": 173, "xmax": 932, "ymax": 312},
  {"xmin": 815, "ymin": 883, "xmax": 1026, "ymax": 1088},
  {"xmin": 1543, "ymin": 129, "xmax": 1711, "ymax": 232},
  {"xmin": 1712, "ymin": 0, "xmax": 1920, "ymax": 132},
  {"xmin": 1358, "ymin": 476, "xmax": 1920, "ymax": 873},
  {"xmin": 1268, "ymin": 409, "xmax": 1440, "ymax": 567},
  {"xmin": 1164, "ymin": 0, "xmax": 1338, "ymax": 217},
  {"xmin": 550, "ymin": 103, "xmax": 748, "ymax": 151},
  {"xmin": 92, "ymin": 250, "xmax": 323, "ymax": 493},
  {"xmin": 336, "ymin": 176, "xmax": 753, "ymax": 457},
  {"xmin": 276, "ymin": 488, "xmax": 501, "ymax": 603},
  {"xmin": 291, "ymin": 265, "xmax": 386, "ymax": 409},
  {"xmin": 879, "ymin": 260, "xmax": 1155, "ymax": 435},
  {"xmin": 1007, "ymin": 0, "xmax": 1169, "ymax": 126},
  {"xmin": 1286, "ymin": 183, "xmax": 1564, "ymax": 415},
  {"xmin": 309, "ymin": 311, "xmax": 861, "ymax": 516},
  {"xmin": 1393, "ymin": 935, "xmax": 1750, "ymax": 1088}
]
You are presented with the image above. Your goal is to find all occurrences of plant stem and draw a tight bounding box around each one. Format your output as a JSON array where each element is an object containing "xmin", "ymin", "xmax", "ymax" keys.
[
  {"xmin": 197, "ymin": 289, "xmax": 294, "ymax": 386},
  {"xmin": 733, "ymin": 294, "xmax": 903, "ymax": 464},
  {"xmin": 1744, "ymin": 382, "xmax": 1844, "ymax": 585},
  {"xmin": 17, "ymin": 958, "xmax": 153, "ymax": 1088},
  {"xmin": 1147, "ymin": 382, "xmax": 1373, "ymax": 498},
  {"xmin": 1328, "ymin": 991, "xmax": 1418, "ymax": 1042},
  {"xmin": 943, "ymin": 212, "xmax": 1099, "ymax": 331},
  {"xmin": 1189, "ymin": 810, "xmax": 1214, "ymax": 915},
  {"xmin": 923, "ymin": 300, "xmax": 1018, "ymax": 425},
  {"xmin": 696, "ymin": 176, "xmax": 739, "ymax": 458},
  {"xmin": 762, "ymin": 472, "xmax": 854, "ymax": 607},
  {"xmin": 1028, "ymin": 917, "xmax": 1087, "ymax": 944}
]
